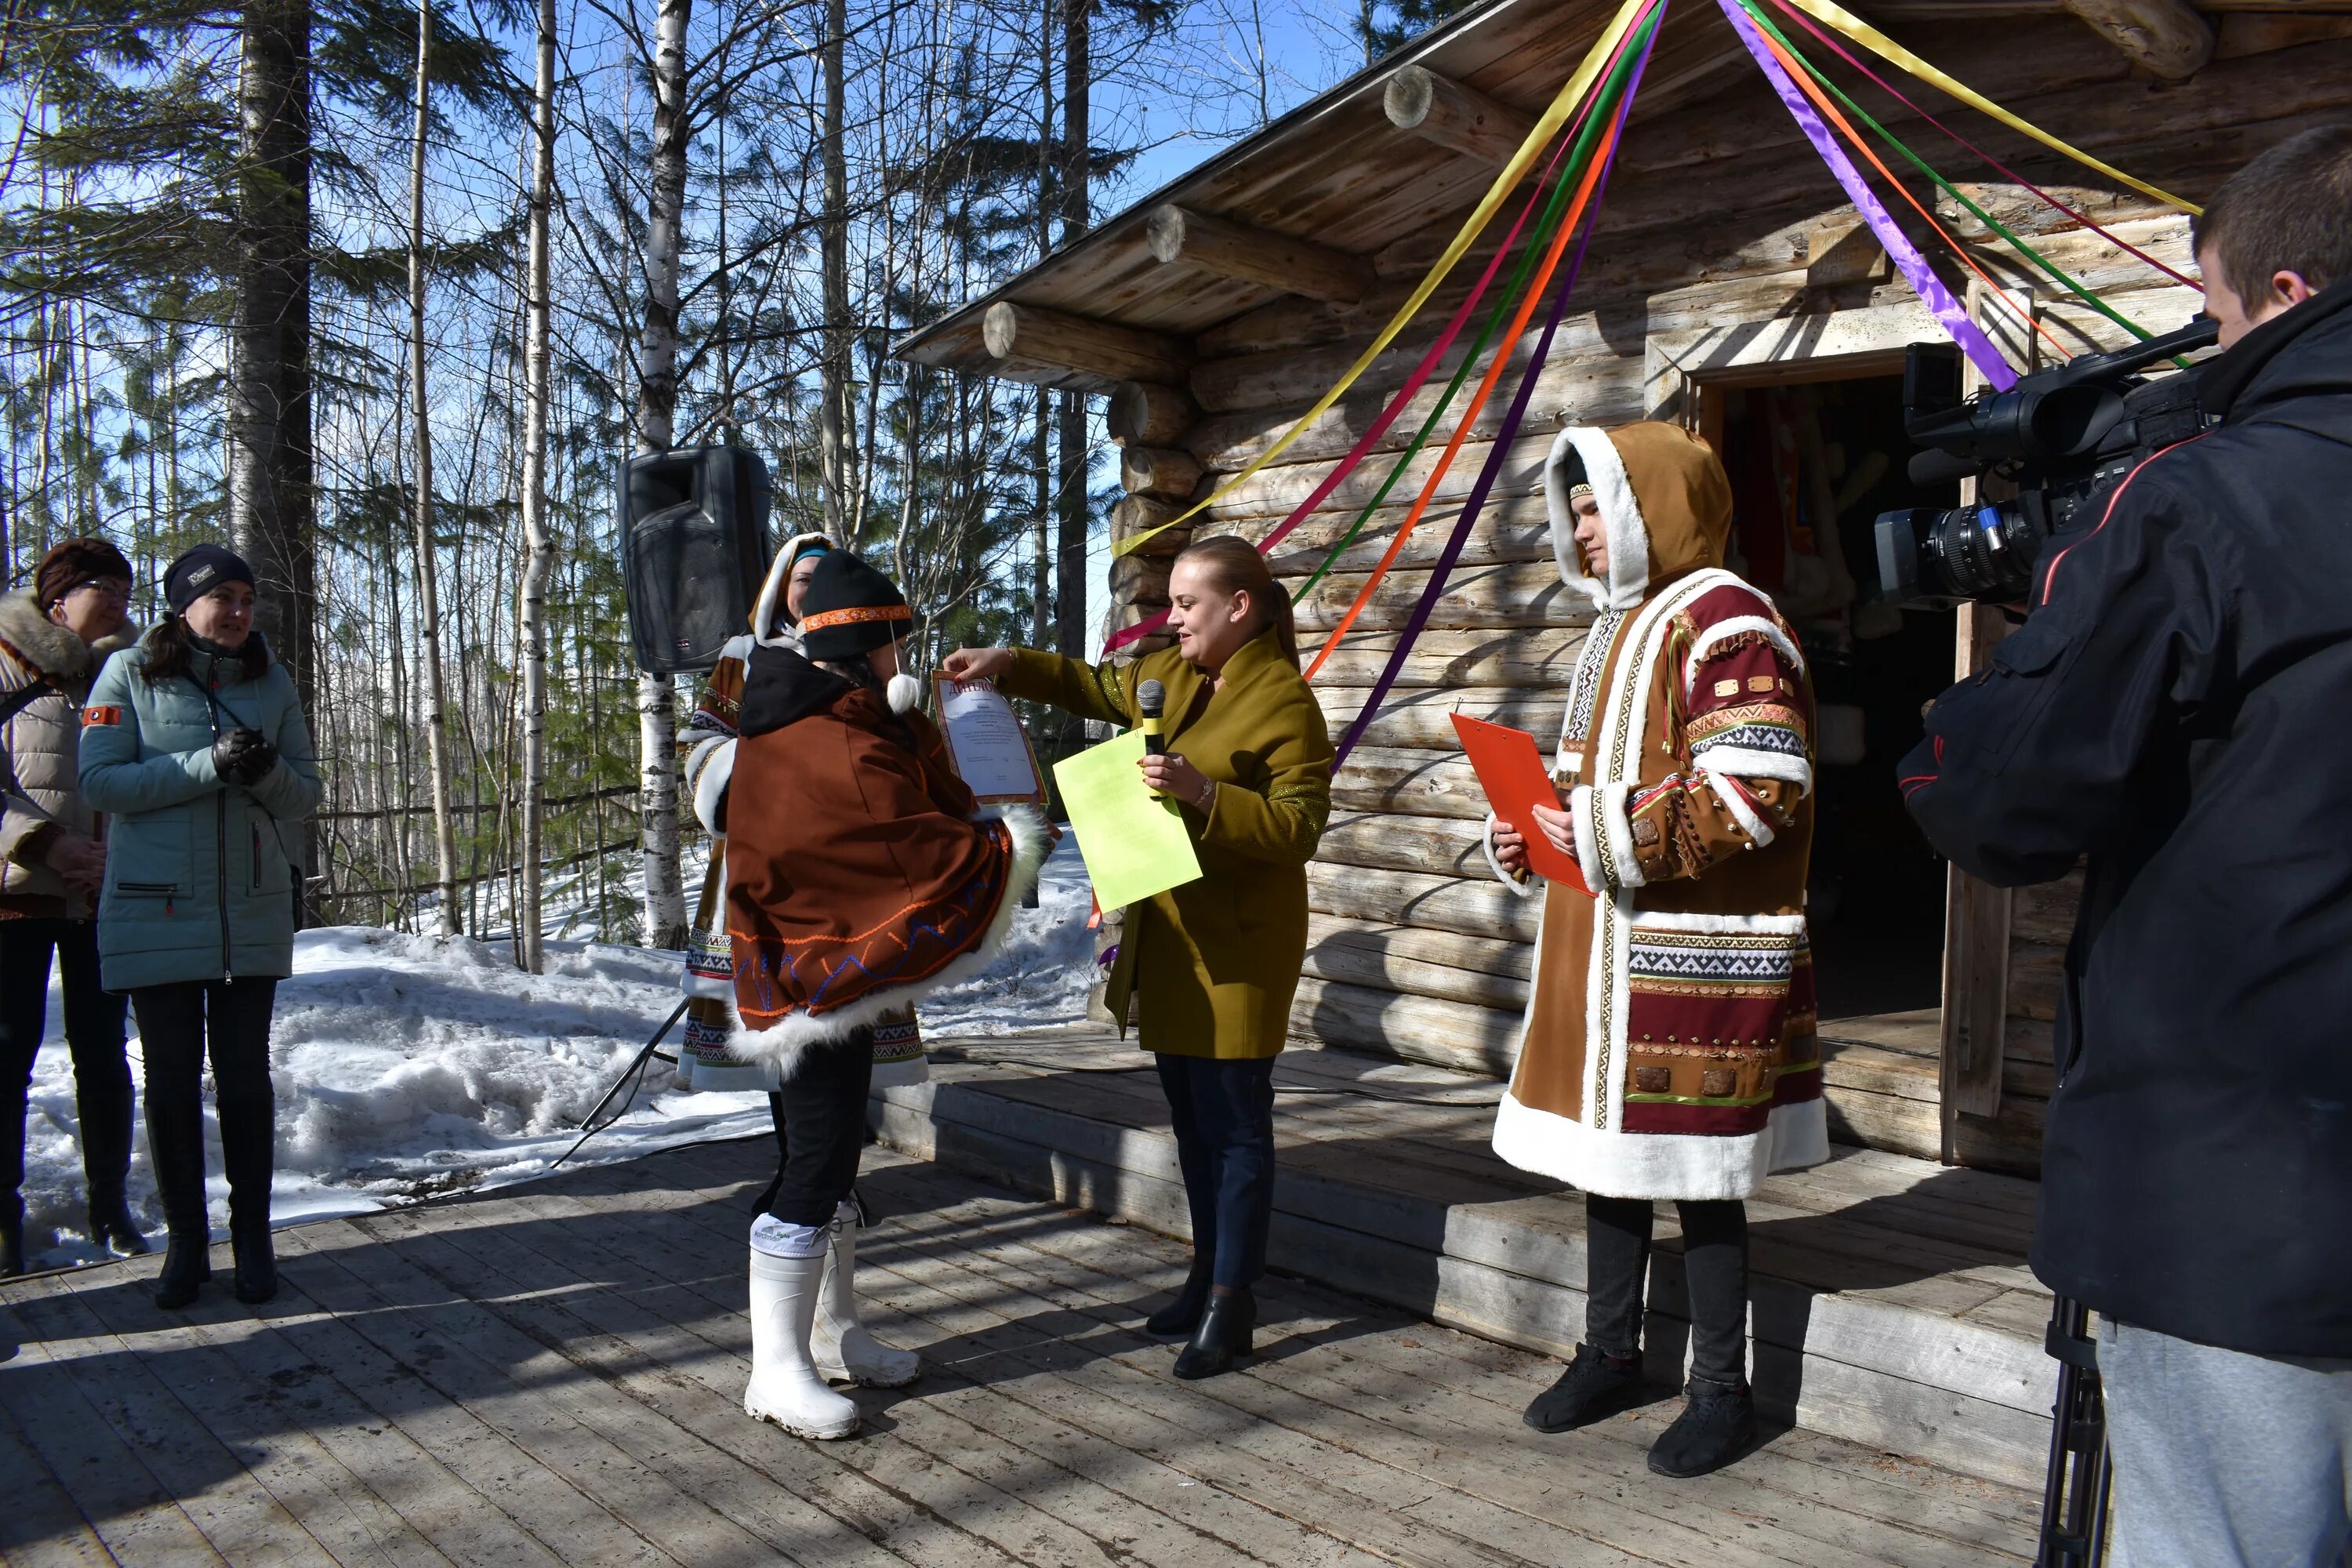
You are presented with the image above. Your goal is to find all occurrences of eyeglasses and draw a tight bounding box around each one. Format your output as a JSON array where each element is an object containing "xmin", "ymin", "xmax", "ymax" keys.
[{"xmin": 67, "ymin": 579, "xmax": 132, "ymax": 602}]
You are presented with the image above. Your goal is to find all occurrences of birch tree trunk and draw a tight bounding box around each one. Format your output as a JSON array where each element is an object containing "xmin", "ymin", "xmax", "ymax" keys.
[
  {"xmin": 409, "ymin": 0, "xmax": 463, "ymax": 937},
  {"xmin": 1054, "ymin": 0, "xmax": 1090, "ymax": 661},
  {"xmin": 633, "ymin": 0, "xmax": 692, "ymax": 950},
  {"xmin": 817, "ymin": 0, "xmax": 849, "ymax": 539},
  {"xmin": 515, "ymin": 0, "xmax": 558, "ymax": 971}
]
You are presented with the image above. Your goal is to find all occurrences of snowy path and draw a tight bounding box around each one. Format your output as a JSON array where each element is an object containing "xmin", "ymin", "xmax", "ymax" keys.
[{"xmin": 14, "ymin": 836, "xmax": 1096, "ymax": 1269}]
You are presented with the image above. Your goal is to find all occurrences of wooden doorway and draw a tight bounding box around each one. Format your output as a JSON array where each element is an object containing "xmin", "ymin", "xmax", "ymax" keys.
[{"xmin": 1698, "ymin": 364, "xmax": 1962, "ymax": 1160}]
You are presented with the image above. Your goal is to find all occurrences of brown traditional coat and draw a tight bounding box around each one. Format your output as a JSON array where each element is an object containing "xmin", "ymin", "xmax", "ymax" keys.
[
  {"xmin": 1486, "ymin": 422, "xmax": 1827, "ymax": 1200},
  {"xmin": 1001, "ymin": 631, "xmax": 1332, "ymax": 1060},
  {"xmin": 724, "ymin": 644, "xmax": 1046, "ymax": 1076}
]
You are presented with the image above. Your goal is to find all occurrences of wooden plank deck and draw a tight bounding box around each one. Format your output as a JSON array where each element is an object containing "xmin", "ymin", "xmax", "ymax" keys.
[
  {"xmin": 0, "ymin": 1134, "xmax": 2038, "ymax": 1566},
  {"xmin": 878, "ymin": 1028, "xmax": 2060, "ymax": 1488}
]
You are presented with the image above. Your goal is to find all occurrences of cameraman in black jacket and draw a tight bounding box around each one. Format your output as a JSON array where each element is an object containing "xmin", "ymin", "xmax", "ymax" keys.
[{"xmin": 1901, "ymin": 128, "xmax": 2352, "ymax": 1567}]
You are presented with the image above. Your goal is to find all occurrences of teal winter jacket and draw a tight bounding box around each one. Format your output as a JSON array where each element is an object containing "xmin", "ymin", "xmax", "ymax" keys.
[{"xmin": 78, "ymin": 636, "xmax": 321, "ymax": 991}]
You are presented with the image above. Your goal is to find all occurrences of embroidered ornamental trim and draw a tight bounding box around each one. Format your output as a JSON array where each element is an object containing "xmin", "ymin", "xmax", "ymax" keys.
[{"xmin": 800, "ymin": 604, "xmax": 912, "ymax": 631}]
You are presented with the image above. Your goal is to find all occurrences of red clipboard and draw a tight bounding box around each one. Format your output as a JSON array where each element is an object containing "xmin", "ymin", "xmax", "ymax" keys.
[{"xmin": 1450, "ymin": 713, "xmax": 1592, "ymax": 895}]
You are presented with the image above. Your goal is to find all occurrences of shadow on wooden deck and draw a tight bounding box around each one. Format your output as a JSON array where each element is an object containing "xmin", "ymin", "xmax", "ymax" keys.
[
  {"xmin": 0, "ymin": 1131, "xmax": 2036, "ymax": 1567},
  {"xmin": 883, "ymin": 1029, "xmax": 2056, "ymax": 1490}
]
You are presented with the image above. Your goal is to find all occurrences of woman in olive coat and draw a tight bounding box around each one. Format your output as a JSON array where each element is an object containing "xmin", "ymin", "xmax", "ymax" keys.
[{"xmin": 946, "ymin": 535, "xmax": 1333, "ymax": 1377}]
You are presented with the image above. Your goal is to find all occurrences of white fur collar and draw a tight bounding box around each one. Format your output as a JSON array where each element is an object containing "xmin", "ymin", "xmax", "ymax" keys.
[
  {"xmin": 1547, "ymin": 426, "xmax": 1650, "ymax": 613},
  {"xmin": 0, "ymin": 589, "xmax": 136, "ymax": 679},
  {"xmin": 751, "ymin": 532, "xmax": 834, "ymax": 651}
]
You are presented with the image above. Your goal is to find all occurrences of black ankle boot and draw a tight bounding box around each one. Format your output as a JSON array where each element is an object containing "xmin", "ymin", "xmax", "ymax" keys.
[
  {"xmin": 89, "ymin": 1192, "xmax": 151, "ymax": 1258},
  {"xmin": 230, "ymin": 1222, "xmax": 277, "ymax": 1305},
  {"xmin": 1, "ymin": 1196, "xmax": 24, "ymax": 1278},
  {"xmin": 1525, "ymin": 1343, "xmax": 1646, "ymax": 1432},
  {"xmin": 1647, "ymin": 1376, "xmax": 1756, "ymax": 1477},
  {"xmin": 154, "ymin": 1233, "xmax": 212, "ymax": 1308},
  {"xmin": 1173, "ymin": 1287, "xmax": 1254, "ymax": 1380},
  {"xmin": 1144, "ymin": 1266, "xmax": 1213, "ymax": 1340}
]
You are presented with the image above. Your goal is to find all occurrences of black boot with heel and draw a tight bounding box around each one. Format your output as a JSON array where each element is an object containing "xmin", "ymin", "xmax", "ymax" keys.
[
  {"xmin": 1144, "ymin": 1265, "xmax": 1213, "ymax": 1340},
  {"xmin": 1173, "ymin": 1287, "xmax": 1254, "ymax": 1380},
  {"xmin": 219, "ymin": 1087, "xmax": 278, "ymax": 1306},
  {"xmin": 154, "ymin": 1234, "xmax": 212, "ymax": 1308}
]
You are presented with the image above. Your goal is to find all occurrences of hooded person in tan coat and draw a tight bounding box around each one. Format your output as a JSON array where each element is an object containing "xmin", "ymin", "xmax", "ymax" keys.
[{"xmin": 1486, "ymin": 421, "xmax": 1825, "ymax": 1478}]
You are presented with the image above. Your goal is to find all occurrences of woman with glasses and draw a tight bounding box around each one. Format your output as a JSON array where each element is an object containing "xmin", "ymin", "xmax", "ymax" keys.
[{"xmin": 0, "ymin": 538, "xmax": 143, "ymax": 1274}]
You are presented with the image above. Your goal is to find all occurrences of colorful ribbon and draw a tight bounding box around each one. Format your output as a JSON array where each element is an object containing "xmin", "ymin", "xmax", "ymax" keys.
[
  {"xmin": 1305, "ymin": 31, "xmax": 1647, "ymax": 680},
  {"xmin": 1738, "ymin": 3, "xmax": 2068, "ymax": 365},
  {"xmin": 1298, "ymin": 24, "xmax": 1646, "ymax": 677},
  {"xmin": 1758, "ymin": 0, "xmax": 2198, "ymax": 291},
  {"xmin": 1721, "ymin": 0, "xmax": 2018, "ymax": 391},
  {"xmin": 1769, "ymin": 0, "xmax": 2198, "ymax": 215},
  {"xmin": 1112, "ymin": 0, "xmax": 1655, "ymax": 559},
  {"xmin": 1334, "ymin": 24, "xmax": 1657, "ymax": 766},
  {"xmin": 1101, "ymin": 32, "xmax": 1627, "ymax": 655}
]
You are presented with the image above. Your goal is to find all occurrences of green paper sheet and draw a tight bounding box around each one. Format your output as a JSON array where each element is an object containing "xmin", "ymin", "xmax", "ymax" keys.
[{"xmin": 1052, "ymin": 731, "xmax": 1203, "ymax": 909}]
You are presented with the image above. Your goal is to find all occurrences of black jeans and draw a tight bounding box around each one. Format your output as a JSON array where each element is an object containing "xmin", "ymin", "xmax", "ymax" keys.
[
  {"xmin": 761, "ymin": 1036, "xmax": 873, "ymax": 1228},
  {"xmin": 0, "ymin": 917, "xmax": 132, "ymax": 1208},
  {"xmin": 1156, "ymin": 1053, "xmax": 1277, "ymax": 1290},
  {"xmin": 131, "ymin": 979, "xmax": 278, "ymax": 1239},
  {"xmin": 1585, "ymin": 1194, "xmax": 1751, "ymax": 1388}
]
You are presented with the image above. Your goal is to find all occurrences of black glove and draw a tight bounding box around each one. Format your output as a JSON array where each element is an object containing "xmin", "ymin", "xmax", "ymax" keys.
[{"xmin": 211, "ymin": 728, "xmax": 278, "ymax": 785}]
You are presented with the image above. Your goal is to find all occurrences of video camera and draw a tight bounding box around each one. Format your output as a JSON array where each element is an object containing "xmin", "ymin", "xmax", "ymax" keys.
[{"xmin": 1874, "ymin": 315, "xmax": 2219, "ymax": 608}]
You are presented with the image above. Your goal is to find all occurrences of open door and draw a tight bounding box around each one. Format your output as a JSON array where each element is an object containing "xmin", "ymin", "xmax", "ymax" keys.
[{"xmin": 1699, "ymin": 364, "xmax": 1963, "ymax": 1160}]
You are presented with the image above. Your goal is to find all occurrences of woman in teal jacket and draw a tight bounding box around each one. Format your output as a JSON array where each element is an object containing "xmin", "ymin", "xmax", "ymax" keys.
[{"xmin": 79, "ymin": 544, "xmax": 319, "ymax": 1308}]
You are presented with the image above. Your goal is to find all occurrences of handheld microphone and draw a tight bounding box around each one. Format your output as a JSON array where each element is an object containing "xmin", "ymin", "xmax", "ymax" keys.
[{"xmin": 1138, "ymin": 680, "xmax": 1166, "ymax": 756}]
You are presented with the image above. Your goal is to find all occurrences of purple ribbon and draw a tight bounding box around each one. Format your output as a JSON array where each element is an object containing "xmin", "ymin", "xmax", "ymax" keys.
[
  {"xmin": 1334, "ymin": 23, "xmax": 1660, "ymax": 768},
  {"xmin": 1718, "ymin": 0, "xmax": 2016, "ymax": 392}
]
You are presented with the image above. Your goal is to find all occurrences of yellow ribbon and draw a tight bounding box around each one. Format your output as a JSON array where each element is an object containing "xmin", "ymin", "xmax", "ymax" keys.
[
  {"xmin": 1773, "ymin": 0, "xmax": 2200, "ymax": 215},
  {"xmin": 1115, "ymin": 0, "xmax": 1653, "ymax": 557}
]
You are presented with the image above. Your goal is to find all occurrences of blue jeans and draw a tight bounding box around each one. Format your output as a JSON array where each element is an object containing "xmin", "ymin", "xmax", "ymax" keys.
[{"xmin": 1156, "ymin": 1053, "xmax": 1276, "ymax": 1290}]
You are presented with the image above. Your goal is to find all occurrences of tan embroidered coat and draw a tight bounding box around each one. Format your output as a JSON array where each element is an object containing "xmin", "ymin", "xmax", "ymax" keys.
[{"xmin": 1484, "ymin": 422, "xmax": 1828, "ymax": 1201}]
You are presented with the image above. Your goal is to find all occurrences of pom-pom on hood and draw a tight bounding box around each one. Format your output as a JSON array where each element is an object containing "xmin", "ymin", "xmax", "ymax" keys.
[{"xmin": 1548, "ymin": 421, "xmax": 1735, "ymax": 612}]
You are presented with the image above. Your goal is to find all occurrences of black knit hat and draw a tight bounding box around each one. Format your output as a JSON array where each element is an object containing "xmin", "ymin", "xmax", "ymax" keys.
[
  {"xmin": 163, "ymin": 543, "xmax": 256, "ymax": 615},
  {"xmin": 798, "ymin": 550, "xmax": 911, "ymax": 662}
]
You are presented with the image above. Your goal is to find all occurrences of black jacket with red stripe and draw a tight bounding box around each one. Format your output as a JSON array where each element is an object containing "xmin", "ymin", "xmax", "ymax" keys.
[{"xmin": 1900, "ymin": 283, "xmax": 2352, "ymax": 1358}]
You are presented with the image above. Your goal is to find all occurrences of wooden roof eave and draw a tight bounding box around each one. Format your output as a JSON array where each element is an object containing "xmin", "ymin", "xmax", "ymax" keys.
[{"xmin": 889, "ymin": 0, "xmax": 1597, "ymax": 390}]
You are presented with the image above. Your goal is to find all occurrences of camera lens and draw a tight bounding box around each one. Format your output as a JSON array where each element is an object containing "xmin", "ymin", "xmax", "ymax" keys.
[{"xmin": 1875, "ymin": 501, "xmax": 2044, "ymax": 608}]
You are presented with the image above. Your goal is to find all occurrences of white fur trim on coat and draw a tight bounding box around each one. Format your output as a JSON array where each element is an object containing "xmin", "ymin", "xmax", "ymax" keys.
[
  {"xmin": 1699, "ymin": 766, "xmax": 1777, "ymax": 848},
  {"xmin": 751, "ymin": 532, "xmax": 833, "ymax": 651},
  {"xmin": 1693, "ymin": 746, "xmax": 1813, "ymax": 795},
  {"xmin": 1570, "ymin": 782, "xmax": 1642, "ymax": 892},
  {"xmin": 1490, "ymin": 1090, "xmax": 1829, "ymax": 1201},
  {"xmin": 1547, "ymin": 426, "xmax": 1650, "ymax": 613},
  {"xmin": 687, "ymin": 735, "xmax": 735, "ymax": 836},
  {"xmin": 1480, "ymin": 811, "xmax": 1537, "ymax": 898},
  {"xmin": 1684, "ymin": 612, "xmax": 1807, "ymax": 692},
  {"xmin": 726, "ymin": 804, "xmax": 1051, "ymax": 1079}
]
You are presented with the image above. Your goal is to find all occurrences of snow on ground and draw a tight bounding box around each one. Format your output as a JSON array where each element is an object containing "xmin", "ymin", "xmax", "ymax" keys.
[{"xmin": 14, "ymin": 834, "xmax": 1096, "ymax": 1271}]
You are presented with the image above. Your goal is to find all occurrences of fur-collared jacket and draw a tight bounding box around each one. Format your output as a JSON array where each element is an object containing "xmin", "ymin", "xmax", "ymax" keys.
[
  {"xmin": 1483, "ymin": 421, "xmax": 1828, "ymax": 1201},
  {"xmin": 723, "ymin": 644, "xmax": 1046, "ymax": 1077},
  {"xmin": 0, "ymin": 588, "xmax": 139, "ymax": 918}
]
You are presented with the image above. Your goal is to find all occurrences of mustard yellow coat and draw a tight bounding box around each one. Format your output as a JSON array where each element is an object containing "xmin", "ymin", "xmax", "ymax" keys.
[{"xmin": 1001, "ymin": 632, "xmax": 1332, "ymax": 1060}]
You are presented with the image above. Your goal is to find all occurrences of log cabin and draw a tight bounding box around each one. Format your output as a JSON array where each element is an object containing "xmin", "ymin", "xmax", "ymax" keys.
[{"xmin": 896, "ymin": 0, "xmax": 2352, "ymax": 1178}]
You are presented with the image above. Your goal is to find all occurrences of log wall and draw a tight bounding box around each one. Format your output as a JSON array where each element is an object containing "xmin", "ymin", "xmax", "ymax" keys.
[{"xmin": 1087, "ymin": 24, "xmax": 2352, "ymax": 1176}]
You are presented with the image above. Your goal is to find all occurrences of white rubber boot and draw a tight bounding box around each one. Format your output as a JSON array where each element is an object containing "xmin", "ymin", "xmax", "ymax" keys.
[
  {"xmin": 812, "ymin": 1203, "xmax": 923, "ymax": 1388},
  {"xmin": 744, "ymin": 1243, "xmax": 862, "ymax": 1439}
]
